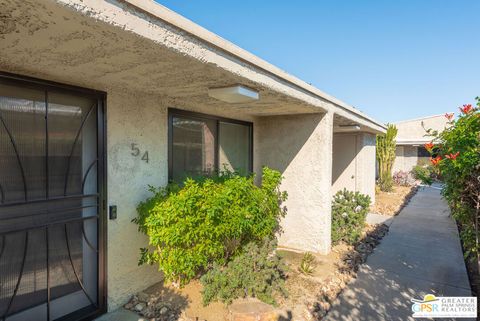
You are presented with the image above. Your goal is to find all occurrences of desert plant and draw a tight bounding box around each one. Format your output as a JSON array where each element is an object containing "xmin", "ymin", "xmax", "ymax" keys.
[
  {"xmin": 299, "ymin": 252, "xmax": 316, "ymax": 276},
  {"xmin": 200, "ymin": 238, "xmax": 287, "ymax": 306},
  {"xmin": 133, "ymin": 167, "xmax": 287, "ymax": 285},
  {"xmin": 331, "ymin": 189, "xmax": 371, "ymax": 245},
  {"xmin": 392, "ymin": 170, "xmax": 416, "ymax": 186},
  {"xmin": 376, "ymin": 124, "xmax": 398, "ymax": 191}
]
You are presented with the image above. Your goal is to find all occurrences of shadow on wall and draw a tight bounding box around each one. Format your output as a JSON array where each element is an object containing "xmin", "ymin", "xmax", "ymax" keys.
[
  {"xmin": 255, "ymin": 113, "xmax": 328, "ymax": 175},
  {"xmin": 331, "ymin": 133, "xmax": 361, "ymax": 189}
]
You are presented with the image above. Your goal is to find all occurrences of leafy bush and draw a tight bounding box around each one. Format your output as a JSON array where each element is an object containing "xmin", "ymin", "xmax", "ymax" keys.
[
  {"xmin": 424, "ymin": 99, "xmax": 480, "ymax": 258},
  {"xmin": 133, "ymin": 167, "xmax": 287, "ymax": 285},
  {"xmin": 392, "ymin": 170, "xmax": 416, "ymax": 186},
  {"xmin": 332, "ymin": 189, "xmax": 371, "ymax": 245},
  {"xmin": 411, "ymin": 165, "xmax": 433, "ymax": 185},
  {"xmin": 200, "ymin": 238, "xmax": 287, "ymax": 306},
  {"xmin": 299, "ymin": 252, "xmax": 316, "ymax": 276}
]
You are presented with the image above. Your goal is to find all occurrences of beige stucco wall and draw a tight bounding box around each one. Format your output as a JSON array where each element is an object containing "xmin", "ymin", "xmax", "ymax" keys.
[
  {"xmin": 396, "ymin": 115, "xmax": 449, "ymax": 144},
  {"xmin": 392, "ymin": 145, "xmax": 429, "ymax": 173},
  {"xmin": 255, "ymin": 113, "xmax": 334, "ymax": 254},
  {"xmin": 355, "ymin": 133, "xmax": 376, "ymax": 203},
  {"xmin": 332, "ymin": 133, "xmax": 376, "ymax": 203},
  {"xmin": 106, "ymin": 91, "xmax": 168, "ymax": 310},
  {"xmin": 332, "ymin": 134, "xmax": 357, "ymax": 194}
]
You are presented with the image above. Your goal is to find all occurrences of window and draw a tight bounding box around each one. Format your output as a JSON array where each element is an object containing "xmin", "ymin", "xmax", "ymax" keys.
[
  {"xmin": 169, "ymin": 109, "xmax": 252, "ymax": 182},
  {"xmin": 417, "ymin": 146, "xmax": 430, "ymax": 157}
]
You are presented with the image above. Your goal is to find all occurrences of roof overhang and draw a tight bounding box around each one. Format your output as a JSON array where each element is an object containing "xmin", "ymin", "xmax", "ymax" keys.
[
  {"xmin": 396, "ymin": 140, "xmax": 429, "ymax": 146},
  {"xmin": 0, "ymin": 0, "xmax": 386, "ymax": 133}
]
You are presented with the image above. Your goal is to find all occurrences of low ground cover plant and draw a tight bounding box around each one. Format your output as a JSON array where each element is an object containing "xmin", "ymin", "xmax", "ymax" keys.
[
  {"xmin": 331, "ymin": 189, "xmax": 371, "ymax": 245},
  {"xmin": 200, "ymin": 238, "xmax": 287, "ymax": 306},
  {"xmin": 299, "ymin": 252, "xmax": 316, "ymax": 276},
  {"xmin": 134, "ymin": 167, "xmax": 287, "ymax": 287},
  {"xmin": 393, "ymin": 170, "xmax": 416, "ymax": 186},
  {"xmin": 424, "ymin": 98, "xmax": 480, "ymax": 264}
]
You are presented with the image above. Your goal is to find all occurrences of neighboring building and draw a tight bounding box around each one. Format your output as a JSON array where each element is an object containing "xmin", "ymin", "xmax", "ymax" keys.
[
  {"xmin": 0, "ymin": 0, "xmax": 385, "ymax": 319},
  {"xmin": 393, "ymin": 114, "xmax": 450, "ymax": 173}
]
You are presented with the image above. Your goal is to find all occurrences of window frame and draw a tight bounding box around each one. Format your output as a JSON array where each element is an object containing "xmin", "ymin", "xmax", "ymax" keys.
[{"xmin": 168, "ymin": 108, "xmax": 253, "ymax": 181}]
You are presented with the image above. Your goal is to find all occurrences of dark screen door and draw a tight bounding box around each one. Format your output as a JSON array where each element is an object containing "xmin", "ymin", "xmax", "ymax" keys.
[{"xmin": 0, "ymin": 76, "xmax": 105, "ymax": 321}]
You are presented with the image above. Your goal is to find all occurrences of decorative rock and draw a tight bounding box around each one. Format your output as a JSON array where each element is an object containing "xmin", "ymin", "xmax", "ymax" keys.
[
  {"xmin": 138, "ymin": 291, "xmax": 150, "ymax": 303},
  {"xmin": 159, "ymin": 307, "xmax": 169, "ymax": 315},
  {"xmin": 229, "ymin": 298, "xmax": 281, "ymax": 321},
  {"xmin": 135, "ymin": 303, "xmax": 146, "ymax": 312}
]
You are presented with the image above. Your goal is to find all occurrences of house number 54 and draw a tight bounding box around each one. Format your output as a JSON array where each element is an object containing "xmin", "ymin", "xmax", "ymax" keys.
[{"xmin": 131, "ymin": 143, "xmax": 149, "ymax": 163}]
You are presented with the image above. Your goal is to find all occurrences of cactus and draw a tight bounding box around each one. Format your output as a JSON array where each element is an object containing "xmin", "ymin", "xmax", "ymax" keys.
[{"xmin": 376, "ymin": 124, "xmax": 398, "ymax": 192}]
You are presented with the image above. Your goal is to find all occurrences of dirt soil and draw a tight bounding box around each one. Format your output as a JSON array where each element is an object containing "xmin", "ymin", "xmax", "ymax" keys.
[
  {"xmin": 371, "ymin": 185, "xmax": 418, "ymax": 216},
  {"xmin": 124, "ymin": 224, "xmax": 389, "ymax": 321}
]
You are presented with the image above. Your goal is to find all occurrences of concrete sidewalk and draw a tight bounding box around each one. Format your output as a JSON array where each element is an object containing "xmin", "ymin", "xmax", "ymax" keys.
[{"xmin": 325, "ymin": 184, "xmax": 473, "ymax": 321}]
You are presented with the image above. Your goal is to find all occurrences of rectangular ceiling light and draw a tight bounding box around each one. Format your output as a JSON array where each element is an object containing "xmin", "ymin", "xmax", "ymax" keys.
[{"xmin": 208, "ymin": 85, "xmax": 259, "ymax": 103}]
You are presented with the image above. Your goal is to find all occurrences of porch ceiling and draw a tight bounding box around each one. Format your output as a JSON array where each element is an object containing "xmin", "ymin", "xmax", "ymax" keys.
[
  {"xmin": 333, "ymin": 114, "xmax": 377, "ymax": 134},
  {"xmin": 0, "ymin": 0, "xmax": 317, "ymax": 116},
  {"xmin": 0, "ymin": 0, "xmax": 385, "ymax": 132}
]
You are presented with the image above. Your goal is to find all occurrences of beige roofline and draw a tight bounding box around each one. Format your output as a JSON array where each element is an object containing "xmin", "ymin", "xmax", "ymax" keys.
[
  {"xmin": 394, "ymin": 113, "xmax": 453, "ymax": 124},
  {"xmin": 120, "ymin": 0, "xmax": 386, "ymax": 130}
]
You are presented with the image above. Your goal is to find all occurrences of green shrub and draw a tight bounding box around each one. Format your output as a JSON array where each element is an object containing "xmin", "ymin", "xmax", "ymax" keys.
[
  {"xmin": 200, "ymin": 238, "xmax": 287, "ymax": 306},
  {"xmin": 331, "ymin": 189, "xmax": 371, "ymax": 245},
  {"xmin": 411, "ymin": 165, "xmax": 433, "ymax": 185},
  {"xmin": 133, "ymin": 167, "xmax": 287, "ymax": 285}
]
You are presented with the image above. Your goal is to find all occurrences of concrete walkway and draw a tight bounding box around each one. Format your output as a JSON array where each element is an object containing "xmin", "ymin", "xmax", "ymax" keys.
[{"xmin": 325, "ymin": 184, "xmax": 473, "ymax": 321}]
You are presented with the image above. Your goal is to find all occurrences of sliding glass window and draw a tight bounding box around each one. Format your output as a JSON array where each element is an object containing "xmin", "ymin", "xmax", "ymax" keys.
[{"xmin": 169, "ymin": 109, "xmax": 252, "ymax": 182}]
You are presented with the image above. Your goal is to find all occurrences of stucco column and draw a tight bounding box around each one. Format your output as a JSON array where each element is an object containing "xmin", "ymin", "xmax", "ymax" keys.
[
  {"xmin": 255, "ymin": 112, "xmax": 333, "ymax": 254},
  {"xmin": 355, "ymin": 132, "xmax": 376, "ymax": 204}
]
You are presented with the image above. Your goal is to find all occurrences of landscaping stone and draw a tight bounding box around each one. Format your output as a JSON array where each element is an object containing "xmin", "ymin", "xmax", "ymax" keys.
[
  {"xmin": 228, "ymin": 299, "xmax": 281, "ymax": 321},
  {"xmin": 124, "ymin": 290, "xmax": 184, "ymax": 321},
  {"xmin": 134, "ymin": 303, "xmax": 146, "ymax": 312}
]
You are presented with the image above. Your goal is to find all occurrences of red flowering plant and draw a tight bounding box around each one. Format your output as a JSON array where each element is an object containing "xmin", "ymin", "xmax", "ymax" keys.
[{"xmin": 425, "ymin": 97, "xmax": 480, "ymax": 262}]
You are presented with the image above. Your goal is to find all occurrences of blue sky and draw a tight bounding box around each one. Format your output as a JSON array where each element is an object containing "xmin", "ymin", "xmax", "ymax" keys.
[{"xmin": 157, "ymin": 1, "xmax": 479, "ymax": 123}]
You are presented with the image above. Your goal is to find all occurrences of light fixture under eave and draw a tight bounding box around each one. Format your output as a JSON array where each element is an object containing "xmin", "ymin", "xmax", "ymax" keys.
[
  {"xmin": 334, "ymin": 125, "xmax": 361, "ymax": 132},
  {"xmin": 208, "ymin": 85, "xmax": 259, "ymax": 103}
]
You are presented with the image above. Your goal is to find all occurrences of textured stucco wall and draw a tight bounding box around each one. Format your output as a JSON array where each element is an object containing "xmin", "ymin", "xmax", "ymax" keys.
[
  {"xmin": 396, "ymin": 115, "xmax": 449, "ymax": 144},
  {"xmin": 106, "ymin": 90, "xmax": 168, "ymax": 310},
  {"xmin": 255, "ymin": 113, "xmax": 334, "ymax": 254},
  {"xmin": 332, "ymin": 133, "xmax": 376, "ymax": 204},
  {"xmin": 332, "ymin": 134, "xmax": 357, "ymax": 194},
  {"xmin": 355, "ymin": 133, "xmax": 376, "ymax": 204}
]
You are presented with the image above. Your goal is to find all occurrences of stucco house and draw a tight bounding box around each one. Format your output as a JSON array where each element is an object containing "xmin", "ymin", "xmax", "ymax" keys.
[
  {"xmin": 0, "ymin": 0, "xmax": 385, "ymax": 320},
  {"xmin": 392, "ymin": 114, "xmax": 450, "ymax": 173}
]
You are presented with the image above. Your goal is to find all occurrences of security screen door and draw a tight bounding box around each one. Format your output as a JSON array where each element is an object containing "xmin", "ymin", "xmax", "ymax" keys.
[{"xmin": 0, "ymin": 76, "xmax": 105, "ymax": 321}]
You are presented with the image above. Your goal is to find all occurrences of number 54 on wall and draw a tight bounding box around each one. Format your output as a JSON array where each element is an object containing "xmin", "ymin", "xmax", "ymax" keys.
[{"xmin": 131, "ymin": 143, "xmax": 149, "ymax": 163}]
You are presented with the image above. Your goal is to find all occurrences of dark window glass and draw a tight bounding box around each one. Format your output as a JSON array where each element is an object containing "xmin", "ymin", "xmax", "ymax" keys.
[
  {"xmin": 169, "ymin": 111, "xmax": 252, "ymax": 182},
  {"xmin": 171, "ymin": 116, "xmax": 216, "ymax": 182},
  {"xmin": 417, "ymin": 146, "xmax": 430, "ymax": 157}
]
